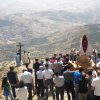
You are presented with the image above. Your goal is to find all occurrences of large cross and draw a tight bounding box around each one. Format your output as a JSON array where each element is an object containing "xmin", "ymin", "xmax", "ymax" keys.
[{"xmin": 16, "ymin": 42, "xmax": 24, "ymax": 61}]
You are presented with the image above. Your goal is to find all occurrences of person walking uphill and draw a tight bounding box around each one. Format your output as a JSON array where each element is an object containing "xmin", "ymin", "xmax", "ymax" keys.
[
  {"xmin": 53, "ymin": 57, "xmax": 63, "ymax": 75},
  {"xmin": 78, "ymin": 73, "xmax": 88, "ymax": 100},
  {"xmin": 33, "ymin": 59, "xmax": 41, "ymax": 89},
  {"xmin": 7, "ymin": 67, "xmax": 19, "ymax": 99},
  {"xmin": 74, "ymin": 67, "xmax": 84, "ymax": 100},
  {"xmin": 25, "ymin": 63, "xmax": 33, "ymax": 74},
  {"xmin": 63, "ymin": 65, "xmax": 75, "ymax": 100},
  {"xmin": 43, "ymin": 64, "xmax": 55, "ymax": 100},
  {"xmin": 36, "ymin": 66, "xmax": 44, "ymax": 97},
  {"xmin": 22, "ymin": 51, "xmax": 30, "ymax": 65},
  {"xmin": 53, "ymin": 72, "xmax": 65, "ymax": 100},
  {"xmin": 21, "ymin": 68, "xmax": 35, "ymax": 100},
  {"xmin": 2, "ymin": 76, "xmax": 14, "ymax": 100}
]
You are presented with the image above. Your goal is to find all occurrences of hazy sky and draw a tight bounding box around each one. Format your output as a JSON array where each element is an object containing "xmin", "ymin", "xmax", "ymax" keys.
[{"xmin": 0, "ymin": 0, "xmax": 99, "ymax": 14}]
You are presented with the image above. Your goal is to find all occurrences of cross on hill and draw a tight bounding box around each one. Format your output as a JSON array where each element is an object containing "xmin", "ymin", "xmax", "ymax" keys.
[{"xmin": 16, "ymin": 42, "xmax": 24, "ymax": 62}]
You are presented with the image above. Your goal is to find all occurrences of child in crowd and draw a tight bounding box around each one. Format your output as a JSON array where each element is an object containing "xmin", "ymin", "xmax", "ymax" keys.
[{"xmin": 2, "ymin": 76, "xmax": 13, "ymax": 100}]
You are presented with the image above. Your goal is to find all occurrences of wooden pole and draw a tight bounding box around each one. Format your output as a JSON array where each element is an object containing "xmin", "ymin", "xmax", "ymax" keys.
[{"xmin": 16, "ymin": 42, "xmax": 24, "ymax": 62}]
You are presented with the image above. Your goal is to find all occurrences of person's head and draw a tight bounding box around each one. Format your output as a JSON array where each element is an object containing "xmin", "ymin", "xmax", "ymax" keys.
[
  {"xmin": 45, "ymin": 63, "xmax": 49, "ymax": 69},
  {"xmin": 22, "ymin": 68, "xmax": 27, "ymax": 73},
  {"xmin": 67, "ymin": 65, "xmax": 71, "ymax": 70},
  {"xmin": 66, "ymin": 54, "xmax": 69, "ymax": 57},
  {"xmin": 79, "ymin": 67, "xmax": 84, "ymax": 73},
  {"xmin": 54, "ymin": 54, "xmax": 57, "ymax": 57},
  {"xmin": 57, "ymin": 57, "xmax": 60, "ymax": 62},
  {"xmin": 87, "ymin": 70, "xmax": 92, "ymax": 76},
  {"xmin": 17, "ymin": 52, "xmax": 20, "ymax": 55},
  {"xmin": 39, "ymin": 66, "xmax": 44, "ymax": 70},
  {"xmin": 40, "ymin": 60, "xmax": 44, "ymax": 64},
  {"xmin": 89, "ymin": 55, "xmax": 91, "ymax": 60},
  {"xmin": 59, "ymin": 53, "xmax": 62, "ymax": 57},
  {"xmin": 28, "ymin": 52, "xmax": 30, "ymax": 54},
  {"xmin": 2, "ymin": 77, "xmax": 8, "ymax": 88},
  {"xmin": 35, "ymin": 58, "xmax": 39, "ymax": 62},
  {"xmin": 25, "ymin": 63, "xmax": 29, "ymax": 67},
  {"xmin": 10, "ymin": 66, "xmax": 14, "ymax": 71},
  {"xmin": 54, "ymin": 72, "xmax": 59, "ymax": 77},
  {"xmin": 45, "ymin": 58, "xmax": 49, "ymax": 62},
  {"xmin": 52, "ymin": 56, "xmax": 56, "ymax": 59},
  {"xmin": 19, "ymin": 80, "xmax": 25, "ymax": 88}
]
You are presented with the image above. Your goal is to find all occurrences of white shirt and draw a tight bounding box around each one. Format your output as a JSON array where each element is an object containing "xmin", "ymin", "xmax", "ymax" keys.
[
  {"xmin": 43, "ymin": 69, "xmax": 54, "ymax": 79},
  {"xmin": 92, "ymin": 76, "xmax": 100, "ymax": 96},
  {"xmin": 21, "ymin": 71, "xmax": 32, "ymax": 84},
  {"xmin": 43, "ymin": 61, "xmax": 53, "ymax": 69},
  {"xmin": 16, "ymin": 87, "xmax": 27, "ymax": 100},
  {"xmin": 92, "ymin": 70, "xmax": 98, "ymax": 77},
  {"xmin": 36, "ymin": 70, "xmax": 43, "ymax": 79},
  {"xmin": 22, "ymin": 54, "xmax": 29, "ymax": 64},
  {"xmin": 96, "ymin": 61, "xmax": 100, "ymax": 67},
  {"xmin": 53, "ymin": 76, "xmax": 64, "ymax": 87}
]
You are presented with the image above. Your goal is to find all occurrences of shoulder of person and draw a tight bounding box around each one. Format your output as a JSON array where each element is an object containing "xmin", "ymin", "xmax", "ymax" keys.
[
  {"xmin": 49, "ymin": 62, "xmax": 53, "ymax": 64},
  {"xmin": 24, "ymin": 86, "xmax": 27, "ymax": 90},
  {"xmin": 49, "ymin": 69, "xmax": 53, "ymax": 72},
  {"xmin": 59, "ymin": 76, "xmax": 64, "ymax": 78},
  {"xmin": 16, "ymin": 88, "xmax": 20, "ymax": 91},
  {"xmin": 42, "ymin": 70, "xmax": 45, "ymax": 74},
  {"xmin": 63, "ymin": 71, "xmax": 67, "ymax": 74},
  {"xmin": 49, "ymin": 69, "xmax": 53, "ymax": 71},
  {"xmin": 24, "ymin": 71, "xmax": 31, "ymax": 75},
  {"xmin": 36, "ymin": 71, "xmax": 39, "ymax": 74},
  {"xmin": 42, "ymin": 70, "xmax": 45, "ymax": 72},
  {"xmin": 93, "ymin": 77, "xmax": 99, "ymax": 82},
  {"xmin": 36, "ymin": 71, "xmax": 39, "ymax": 73},
  {"xmin": 13, "ymin": 71, "xmax": 17, "ymax": 74},
  {"xmin": 7, "ymin": 71, "xmax": 10, "ymax": 74},
  {"xmin": 28, "ymin": 71, "xmax": 32, "ymax": 75}
]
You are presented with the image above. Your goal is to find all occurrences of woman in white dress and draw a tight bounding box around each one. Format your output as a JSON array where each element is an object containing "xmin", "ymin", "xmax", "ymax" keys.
[{"xmin": 16, "ymin": 80, "xmax": 28, "ymax": 100}]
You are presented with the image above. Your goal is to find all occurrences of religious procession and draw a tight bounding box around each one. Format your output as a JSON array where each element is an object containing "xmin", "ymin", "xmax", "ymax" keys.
[{"xmin": 0, "ymin": 35, "xmax": 100, "ymax": 100}]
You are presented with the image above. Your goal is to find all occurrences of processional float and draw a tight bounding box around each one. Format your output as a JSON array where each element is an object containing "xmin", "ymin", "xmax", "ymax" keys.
[{"xmin": 76, "ymin": 34, "xmax": 94, "ymax": 69}]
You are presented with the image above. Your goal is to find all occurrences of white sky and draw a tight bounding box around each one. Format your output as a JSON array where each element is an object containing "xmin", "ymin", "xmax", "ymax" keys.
[{"xmin": 0, "ymin": 0, "xmax": 99, "ymax": 13}]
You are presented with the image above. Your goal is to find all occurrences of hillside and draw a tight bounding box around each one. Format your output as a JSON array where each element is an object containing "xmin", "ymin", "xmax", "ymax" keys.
[
  {"xmin": 38, "ymin": 24, "xmax": 100, "ymax": 56},
  {"xmin": 0, "ymin": 11, "xmax": 100, "ymax": 61}
]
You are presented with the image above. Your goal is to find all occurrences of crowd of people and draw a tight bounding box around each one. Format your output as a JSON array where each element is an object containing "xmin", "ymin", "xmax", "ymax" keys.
[{"xmin": 1, "ymin": 53, "xmax": 100, "ymax": 100}]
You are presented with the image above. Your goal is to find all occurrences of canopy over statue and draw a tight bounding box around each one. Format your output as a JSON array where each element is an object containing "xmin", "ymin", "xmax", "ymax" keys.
[{"xmin": 77, "ymin": 34, "xmax": 94, "ymax": 68}]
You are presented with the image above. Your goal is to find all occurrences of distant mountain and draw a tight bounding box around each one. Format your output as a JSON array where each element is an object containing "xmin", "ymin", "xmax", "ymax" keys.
[
  {"xmin": 44, "ymin": 24, "xmax": 100, "ymax": 55},
  {"xmin": 0, "ymin": 11, "xmax": 100, "ymax": 61}
]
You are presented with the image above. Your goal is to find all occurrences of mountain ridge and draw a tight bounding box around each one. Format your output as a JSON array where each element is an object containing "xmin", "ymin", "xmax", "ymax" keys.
[{"xmin": 0, "ymin": 11, "xmax": 100, "ymax": 61}]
